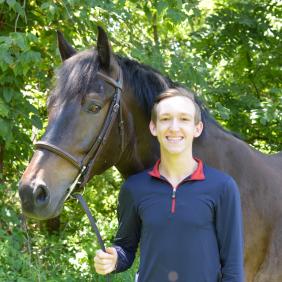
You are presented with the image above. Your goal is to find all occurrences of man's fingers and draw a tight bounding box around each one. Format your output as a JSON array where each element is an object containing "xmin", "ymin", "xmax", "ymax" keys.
[
  {"xmin": 94, "ymin": 248, "xmax": 117, "ymax": 275},
  {"xmin": 95, "ymin": 267, "xmax": 112, "ymax": 275},
  {"xmin": 94, "ymin": 261, "xmax": 115, "ymax": 275},
  {"xmin": 94, "ymin": 256, "xmax": 113, "ymax": 264},
  {"xmin": 95, "ymin": 249, "xmax": 114, "ymax": 259},
  {"xmin": 94, "ymin": 261, "xmax": 112, "ymax": 269}
]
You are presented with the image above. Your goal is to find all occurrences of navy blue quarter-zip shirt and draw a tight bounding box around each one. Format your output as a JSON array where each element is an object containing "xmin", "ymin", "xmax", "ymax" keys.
[{"xmin": 113, "ymin": 159, "xmax": 244, "ymax": 282}]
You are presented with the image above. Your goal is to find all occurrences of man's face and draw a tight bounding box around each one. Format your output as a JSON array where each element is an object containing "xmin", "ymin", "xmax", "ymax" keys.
[{"xmin": 149, "ymin": 96, "xmax": 203, "ymax": 156}]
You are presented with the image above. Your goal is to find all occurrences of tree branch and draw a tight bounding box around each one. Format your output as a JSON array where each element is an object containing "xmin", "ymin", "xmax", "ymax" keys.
[
  {"xmin": 15, "ymin": 0, "xmax": 27, "ymax": 32},
  {"xmin": 153, "ymin": 11, "xmax": 159, "ymax": 48}
]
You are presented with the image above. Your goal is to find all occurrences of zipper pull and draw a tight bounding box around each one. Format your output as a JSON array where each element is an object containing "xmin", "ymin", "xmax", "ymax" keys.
[
  {"xmin": 171, "ymin": 188, "xmax": 176, "ymax": 213},
  {"xmin": 172, "ymin": 188, "xmax": 176, "ymax": 199}
]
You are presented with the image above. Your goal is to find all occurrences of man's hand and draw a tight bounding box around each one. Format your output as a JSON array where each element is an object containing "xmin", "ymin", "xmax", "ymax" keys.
[{"xmin": 94, "ymin": 247, "xmax": 118, "ymax": 275}]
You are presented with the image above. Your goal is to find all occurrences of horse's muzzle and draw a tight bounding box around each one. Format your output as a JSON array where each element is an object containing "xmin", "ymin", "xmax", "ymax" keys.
[{"xmin": 18, "ymin": 181, "xmax": 51, "ymax": 219}]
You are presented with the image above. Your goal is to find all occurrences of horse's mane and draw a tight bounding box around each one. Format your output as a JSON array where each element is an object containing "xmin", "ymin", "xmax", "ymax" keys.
[
  {"xmin": 48, "ymin": 49, "xmax": 242, "ymax": 140},
  {"xmin": 116, "ymin": 55, "xmax": 175, "ymax": 116}
]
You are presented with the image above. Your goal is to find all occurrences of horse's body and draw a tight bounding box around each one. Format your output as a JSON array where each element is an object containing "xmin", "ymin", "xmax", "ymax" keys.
[
  {"xmin": 19, "ymin": 28, "xmax": 282, "ymax": 282},
  {"xmin": 193, "ymin": 120, "xmax": 282, "ymax": 282}
]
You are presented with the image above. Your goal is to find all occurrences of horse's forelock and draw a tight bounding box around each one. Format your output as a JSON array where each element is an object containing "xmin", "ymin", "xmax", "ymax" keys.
[{"xmin": 48, "ymin": 49, "xmax": 99, "ymax": 108}]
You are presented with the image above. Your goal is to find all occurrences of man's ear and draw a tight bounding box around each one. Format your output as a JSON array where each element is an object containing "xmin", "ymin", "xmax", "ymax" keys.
[
  {"xmin": 57, "ymin": 31, "xmax": 77, "ymax": 61},
  {"xmin": 194, "ymin": 121, "xmax": 203, "ymax": 138},
  {"xmin": 97, "ymin": 26, "xmax": 113, "ymax": 70},
  {"xmin": 149, "ymin": 120, "xmax": 157, "ymax": 137}
]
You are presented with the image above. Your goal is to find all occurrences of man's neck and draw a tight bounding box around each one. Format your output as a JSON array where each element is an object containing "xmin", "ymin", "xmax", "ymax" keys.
[{"xmin": 159, "ymin": 152, "xmax": 198, "ymax": 188}]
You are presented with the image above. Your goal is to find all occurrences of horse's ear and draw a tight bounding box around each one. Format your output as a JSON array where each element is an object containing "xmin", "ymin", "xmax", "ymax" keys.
[
  {"xmin": 97, "ymin": 26, "xmax": 113, "ymax": 70},
  {"xmin": 57, "ymin": 30, "xmax": 77, "ymax": 61}
]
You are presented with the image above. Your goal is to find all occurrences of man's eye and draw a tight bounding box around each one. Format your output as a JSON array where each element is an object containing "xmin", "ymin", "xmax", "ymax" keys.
[{"xmin": 88, "ymin": 104, "xmax": 101, "ymax": 114}]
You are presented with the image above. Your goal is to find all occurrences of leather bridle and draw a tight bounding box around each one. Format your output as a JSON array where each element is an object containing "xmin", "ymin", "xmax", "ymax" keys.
[
  {"xmin": 35, "ymin": 69, "xmax": 124, "ymax": 198},
  {"xmin": 34, "ymin": 69, "xmax": 124, "ymax": 281}
]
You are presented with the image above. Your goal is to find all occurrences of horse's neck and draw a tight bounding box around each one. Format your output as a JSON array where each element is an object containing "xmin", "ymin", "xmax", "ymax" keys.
[
  {"xmin": 115, "ymin": 59, "xmax": 175, "ymax": 177},
  {"xmin": 115, "ymin": 87, "xmax": 159, "ymax": 178},
  {"xmin": 193, "ymin": 121, "xmax": 264, "ymax": 177},
  {"xmin": 195, "ymin": 119, "xmax": 281, "ymax": 196},
  {"xmin": 116, "ymin": 128, "xmax": 158, "ymax": 178}
]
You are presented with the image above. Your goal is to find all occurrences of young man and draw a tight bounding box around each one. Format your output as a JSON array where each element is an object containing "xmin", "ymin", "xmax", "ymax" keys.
[{"xmin": 94, "ymin": 88, "xmax": 244, "ymax": 282}]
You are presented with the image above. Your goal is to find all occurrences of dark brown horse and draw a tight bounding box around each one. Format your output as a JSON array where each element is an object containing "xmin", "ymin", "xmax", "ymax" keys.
[{"xmin": 19, "ymin": 27, "xmax": 282, "ymax": 282}]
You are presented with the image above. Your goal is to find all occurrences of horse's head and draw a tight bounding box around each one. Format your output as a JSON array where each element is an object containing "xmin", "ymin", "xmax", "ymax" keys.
[{"xmin": 19, "ymin": 27, "xmax": 124, "ymax": 220}]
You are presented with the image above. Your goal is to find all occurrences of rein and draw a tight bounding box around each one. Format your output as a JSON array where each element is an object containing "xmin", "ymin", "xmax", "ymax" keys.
[{"xmin": 35, "ymin": 69, "xmax": 124, "ymax": 281}]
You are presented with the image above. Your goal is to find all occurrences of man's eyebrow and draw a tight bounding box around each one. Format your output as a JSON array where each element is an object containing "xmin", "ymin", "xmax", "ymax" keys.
[{"xmin": 159, "ymin": 112, "xmax": 193, "ymax": 116}]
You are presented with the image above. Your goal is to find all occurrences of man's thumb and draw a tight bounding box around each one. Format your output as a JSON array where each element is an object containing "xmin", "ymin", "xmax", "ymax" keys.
[{"xmin": 106, "ymin": 247, "xmax": 117, "ymax": 256}]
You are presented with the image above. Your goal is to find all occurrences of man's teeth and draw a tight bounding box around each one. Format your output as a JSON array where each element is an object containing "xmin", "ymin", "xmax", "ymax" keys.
[{"xmin": 166, "ymin": 137, "xmax": 183, "ymax": 141}]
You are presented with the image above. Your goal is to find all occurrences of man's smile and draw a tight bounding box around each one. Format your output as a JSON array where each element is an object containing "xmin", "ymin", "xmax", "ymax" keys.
[{"xmin": 166, "ymin": 136, "xmax": 184, "ymax": 143}]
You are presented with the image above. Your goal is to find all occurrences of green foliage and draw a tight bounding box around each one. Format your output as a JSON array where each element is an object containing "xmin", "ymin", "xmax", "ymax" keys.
[
  {"xmin": 0, "ymin": 0, "xmax": 281, "ymax": 280},
  {"xmin": 0, "ymin": 170, "xmax": 138, "ymax": 281},
  {"xmin": 190, "ymin": 0, "xmax": 282, "ymax": 151},
  {"xmin": 0, "ymin": 26, "xmax": 43, "ymax": 179}
]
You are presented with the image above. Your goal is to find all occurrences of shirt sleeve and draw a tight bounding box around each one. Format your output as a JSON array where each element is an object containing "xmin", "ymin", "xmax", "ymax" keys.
[
  {"xmin": 112, "ymin": 182, "xmax": 141, "ymax": 273},
  {"xmin": 216, "ymin": 177, "xmax": 244, "ymax": 282}
]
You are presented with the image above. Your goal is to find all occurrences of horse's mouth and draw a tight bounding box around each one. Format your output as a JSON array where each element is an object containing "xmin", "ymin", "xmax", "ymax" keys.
[
  {"xmin": 21, "ymin": 206, "xmax": 62, "ymax": 220},
  {"xmin": 21, "ymin": 196, "xmax": 62, "ymax": 219}
]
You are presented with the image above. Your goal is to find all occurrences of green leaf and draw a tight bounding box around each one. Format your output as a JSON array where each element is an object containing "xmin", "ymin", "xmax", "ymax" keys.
[
  {"xmin": 26, "ymin": 102, "xmax": 38, "ymax": 114},
  {"xmin": 0, "ymin": 98, "xmax": 9, "ymax": 117},
  {"xmin": 157, "ymin": 2, "xmax": 168, "ymax": 15},
  {"xmin": 49, "ymin": 4, "xmax": 56, "ymax": 15},
  {"xmin": 0, "ymin": 49, "xmax": 13, "ymax": 66},
  {"xmin": 176, "ymin": 0, "xmax": 182, "ymax": 10},
  {"xmin": 239, "ymin": 17, "xmax": 255, "ymax": 27},
  {"xmin": 40, "ymin": 2, "xmax": 50, "ymax": 10},
  {"xmin": 31, "ymin": 115, "xmax": 43, "ymax": 129},
  {"xmin": 13, "ymin": 2, "xmax": 25, "ymax": 16},
  {"xmin": 6, "ymin": 0, "xmax": 16, "ymax": 7},
  {"xmin": 0, "ymin": 60, "xmax": 8, "ymax": 71},
  {"xmin": 3, "ymin": 88, "xmax": 14, "ymax": 103},
  {"xmin": 260, "ymin": 117, "xmax": 267, "ymax": 126},
  {"xmin": 0, "ymin": 118, "xmax": 10, "ymax": 138},
  {"xmin": 12, "ymin": 33, "xmax": 28, "ymax": 50},
  {"xmin": 215, "ymin": 102, "xmax": 231, "ymax": 120}
]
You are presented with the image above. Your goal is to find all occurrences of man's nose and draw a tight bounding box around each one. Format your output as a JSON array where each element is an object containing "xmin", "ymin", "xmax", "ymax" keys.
[{"xmin": 169, "ymin": 118, "xmax": 180, "ymax": 131}]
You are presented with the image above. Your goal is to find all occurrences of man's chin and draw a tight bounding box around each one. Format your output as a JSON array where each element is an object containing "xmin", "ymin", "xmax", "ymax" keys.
[{"xmin": 163, "ymin": 147, "xmax": 186, "ymax": 155}]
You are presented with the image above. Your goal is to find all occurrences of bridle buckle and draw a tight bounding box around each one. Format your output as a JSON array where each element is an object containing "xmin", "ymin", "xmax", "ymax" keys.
[{"xmin": 113, "ymin": 103, "xmax": 119, "ymax": 112}]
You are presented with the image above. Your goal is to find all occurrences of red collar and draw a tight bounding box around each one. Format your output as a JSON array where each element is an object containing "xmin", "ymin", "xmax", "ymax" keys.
[{"xmin": 148, "ymin": 158, "xmax": 205, "ymax": 181}]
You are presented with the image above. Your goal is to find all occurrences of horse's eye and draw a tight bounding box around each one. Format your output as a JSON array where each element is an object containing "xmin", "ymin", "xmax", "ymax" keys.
[{"xmin": 88, "ymin": 104, "xmax": 101, "ymax": 114}]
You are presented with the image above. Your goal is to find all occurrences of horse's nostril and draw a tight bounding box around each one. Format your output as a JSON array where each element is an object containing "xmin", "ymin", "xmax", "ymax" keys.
[{"xmin": 34, "ymin": 184, "xmax": 50, "ymax": 207}]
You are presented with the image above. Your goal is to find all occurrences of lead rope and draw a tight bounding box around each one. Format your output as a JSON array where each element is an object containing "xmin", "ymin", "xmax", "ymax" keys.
[{"xmin": 71, "ymin": 194, "xmax": 111, "ymax": 282}]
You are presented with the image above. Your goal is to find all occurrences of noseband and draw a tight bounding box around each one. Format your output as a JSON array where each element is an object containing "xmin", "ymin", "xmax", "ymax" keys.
[
  {"xmin": 35, "ymin": 69, "xmax": 124, "ymax": 197},
  {"xmin": 35, "ymin": 69, "xmax": 124, "ymax": 281}
]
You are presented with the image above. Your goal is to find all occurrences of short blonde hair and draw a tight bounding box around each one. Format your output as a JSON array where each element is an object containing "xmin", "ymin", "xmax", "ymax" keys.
[{"xmin": 151, "ymin": 87, "xmax": 202, "ymax": 124}]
